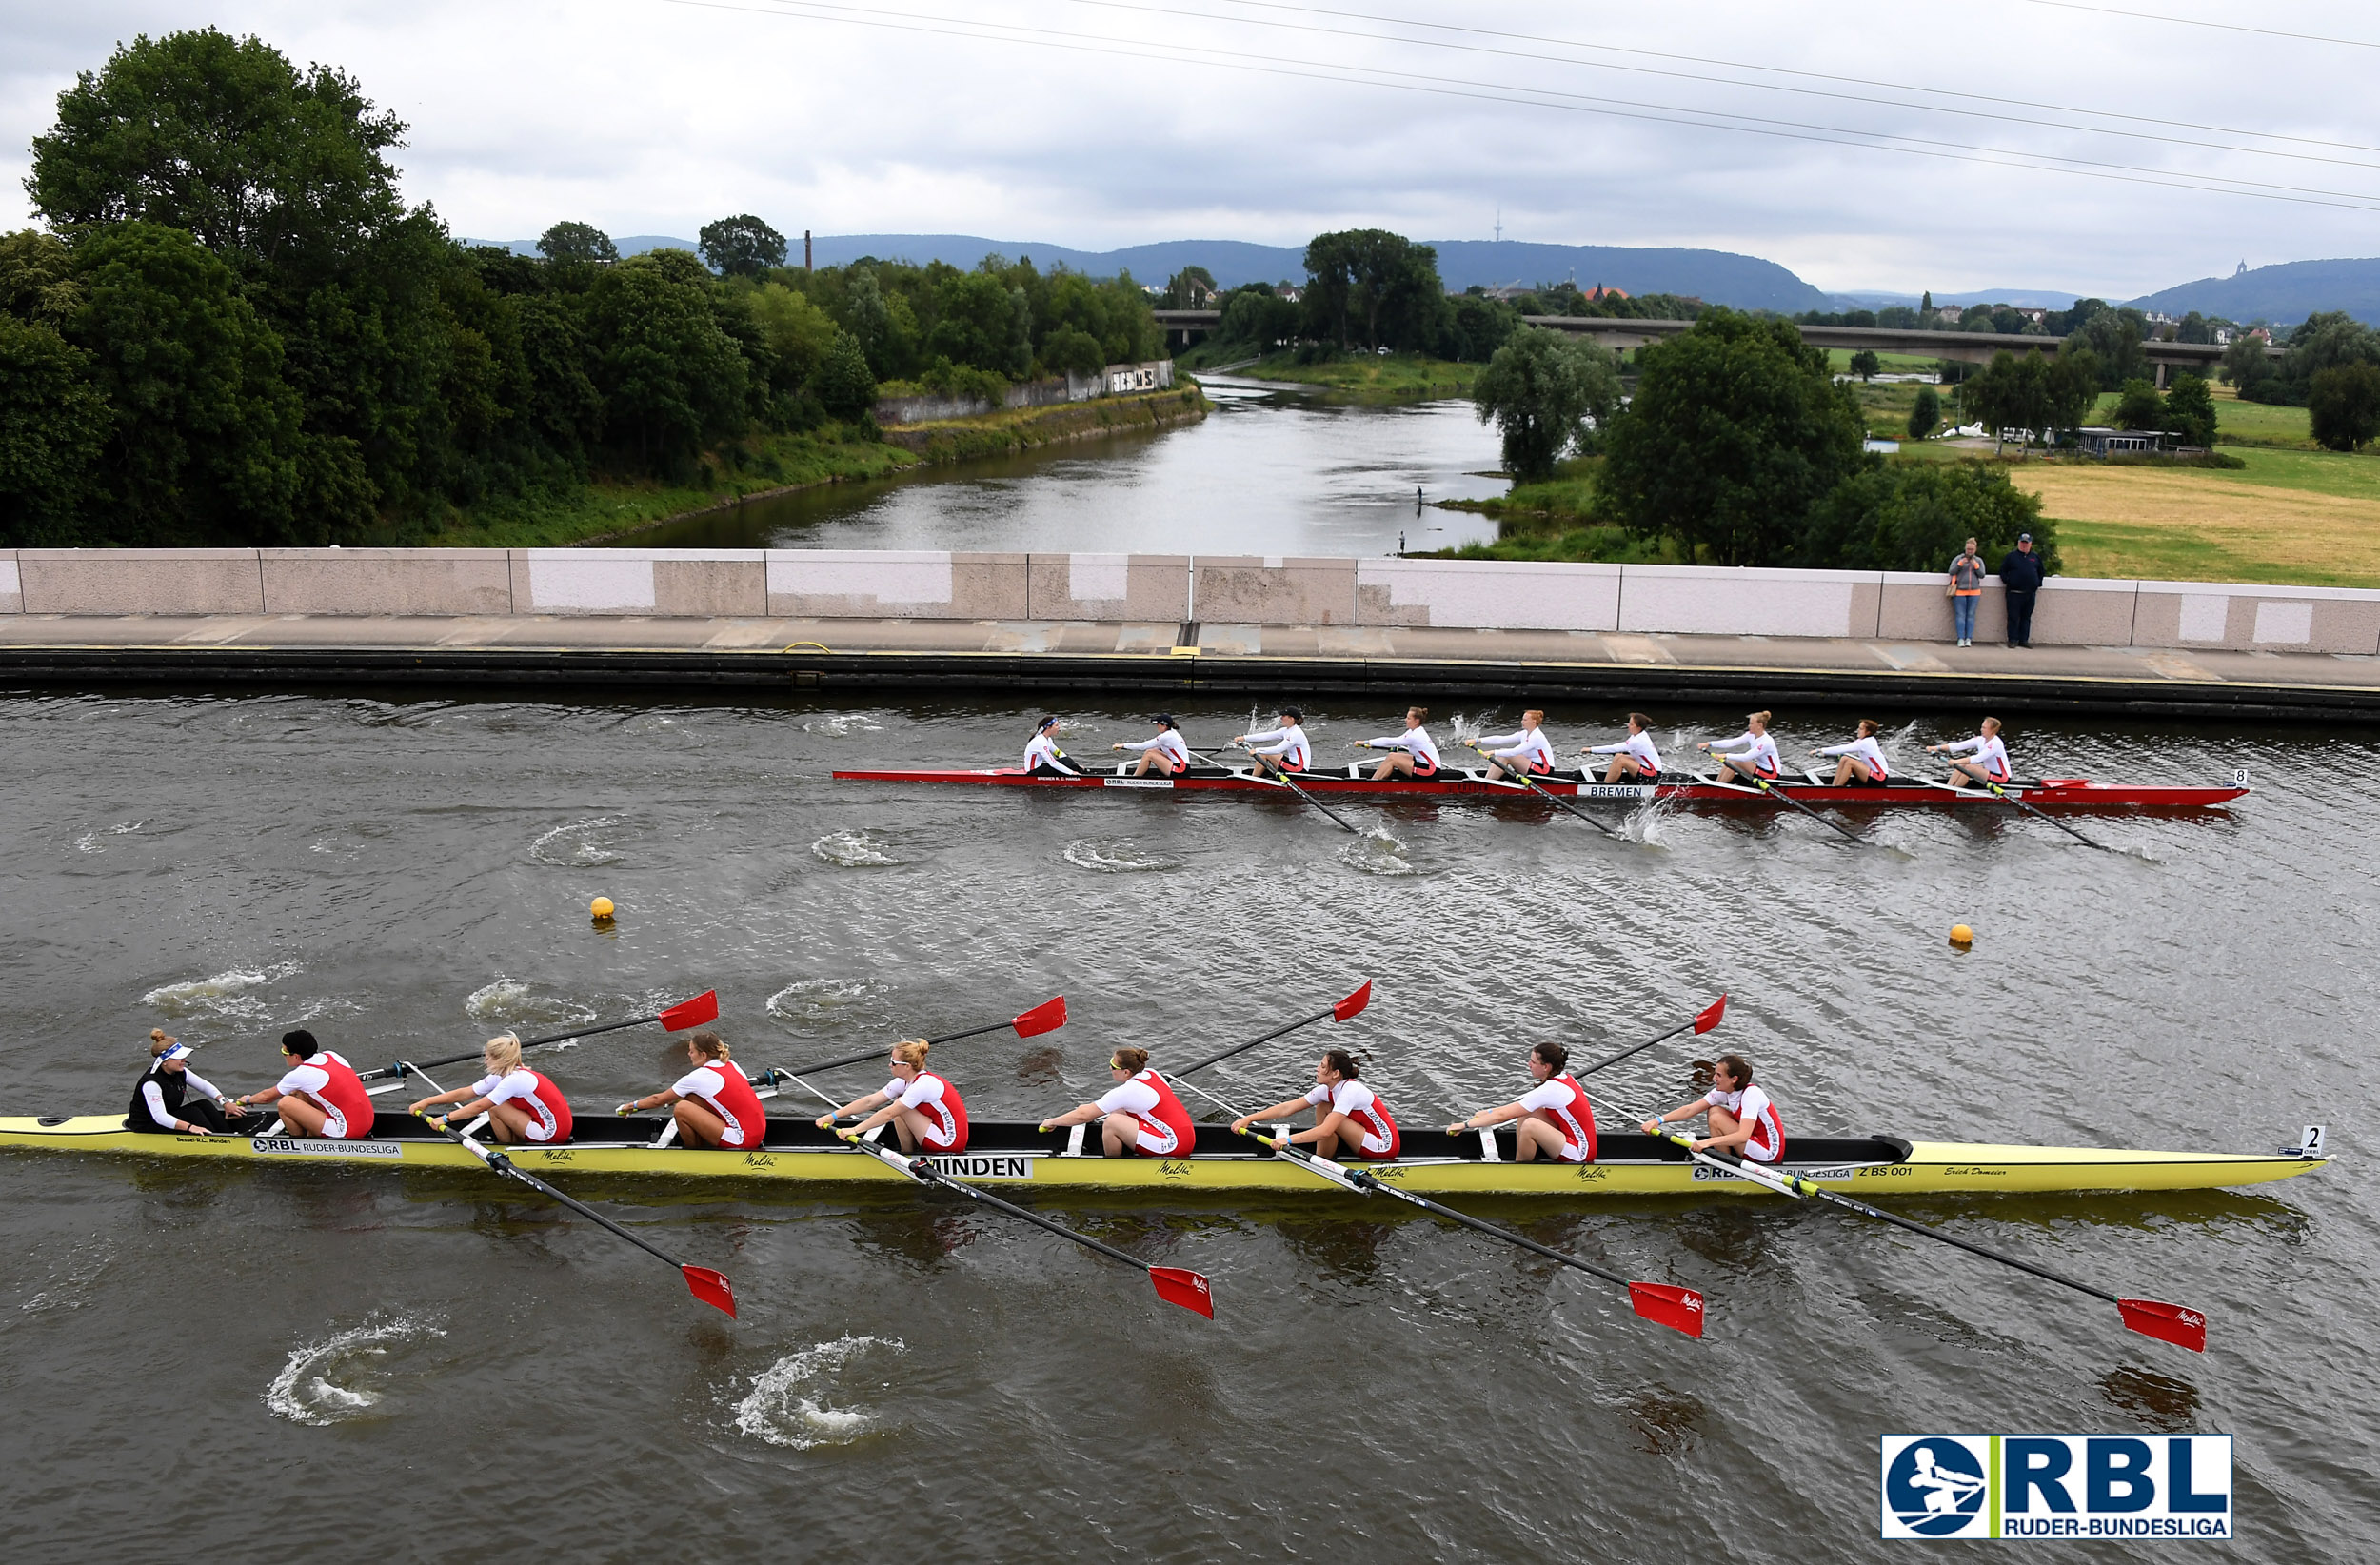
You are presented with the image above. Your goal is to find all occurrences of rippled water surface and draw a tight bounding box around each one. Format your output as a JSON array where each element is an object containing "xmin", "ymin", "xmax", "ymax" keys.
[{"xmin": 2, "ymin": 690, "xmax": 2372, "ymax": 1562}]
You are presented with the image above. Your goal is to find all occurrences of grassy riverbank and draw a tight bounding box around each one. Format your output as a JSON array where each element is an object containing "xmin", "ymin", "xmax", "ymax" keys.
[
  {"xmin": 1437, "ymin": 444, "xmax": 2380, "ymax": 586},
  {"xmin": 1224, "ymin": 350, "xmax": 1482, "ymax": 400},
  {"xmin": 416, "ymin": 387, "xmax": 1209, "ymax": 547}
]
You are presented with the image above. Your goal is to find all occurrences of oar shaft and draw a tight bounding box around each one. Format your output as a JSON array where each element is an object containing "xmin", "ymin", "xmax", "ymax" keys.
[
  {"xmin": 1752, "ymin": 777, "xmax": 1869, "ymax": 845},
  {"xmin": 1807, "ymin": 1185, "xmax": 2116, "ymax": 1305},
  {"xmin": 849, "ymin": 1139, "xmax": 1151, "ymax": 1270},
  {"xmin": 1348, "ymin": 1171, "xmax": 1634, "ymax": 1289},
  {"xmin": 424, "ymin": 1117, "xmax": 696, "ymax": 1273},
  {"xmin": 363, "ymin": 1012, "xmax": 664, "ymax": 1081},
  {"xmin": 1577, "ymin": 1017, "xmax": 1696, "ymax": 1078},
  {"xmin": 1987, "ymin": 782, "xmax": 2112, "ymax": 851},
  {"xmin": 1173, "ymin": 1004, "xmax": 1337, "ymax": 1078},
  {"xmin": 1508, "ymin": 770, "xmax": 1621, "ymax": 838}
]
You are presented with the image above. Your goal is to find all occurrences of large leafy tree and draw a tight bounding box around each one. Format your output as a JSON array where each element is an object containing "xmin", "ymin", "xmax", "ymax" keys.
[
  {"xmin": 2309, "ymin": 363, "xmax": 2380, "ymax": 451},
  {"xmin": 584, "ymin": 256, "xmax": 748, "ymax": 474},
  {"xmin": 925, "ymin": 267, "xmax": 1030, "ymax": 378},
  {"xmin": 30, "ymin": 28, "xmax": 407, "ymax": 282},
  {"xmin": 2163, "ymin": 373, "xmax": 2218, "ymax": 447},
  {"xmin": 0, "ymin": 315, "xmax": 108, "ymax": 542},
  {"xmin": 1597, "ymin": 309, "xmax": 1867, "ymax": 565},
  {"xmin": 1471, "ymin": 327, "xmax": 1620, "ymax": 483},
  {"xmin": 1799, "ymin": 462, "xmax": 2053, "ymax": 573},
  {"xmin": 66, "ymin": 222, "xmax": 305, "ymax": 541},
  {"xmin": 1302, "ymin": 229, "xmax": 1447, "ymax": 352},
  {"xmin": 698, "ymin": 214, "xmax": 786, "ymax": 278},
  {"xmin": 538, "ymin": 222, "xmax": 618, "ymax": 266}
]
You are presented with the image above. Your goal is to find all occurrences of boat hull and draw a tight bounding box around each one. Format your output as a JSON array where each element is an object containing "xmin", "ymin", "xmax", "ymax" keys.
[
  {"xmin": 830, "ymin": 764, "xmax": 2247, "ymax": 810},
  {"xmin": 0, "ymin": 1118, "xmax": 2321, "ymax": 1198}
]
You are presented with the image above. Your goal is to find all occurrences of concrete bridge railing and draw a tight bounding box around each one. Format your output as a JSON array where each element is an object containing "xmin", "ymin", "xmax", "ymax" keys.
[{"xmin": 4, "ymin": 548, "xmax": 2375, "ymax": 656}]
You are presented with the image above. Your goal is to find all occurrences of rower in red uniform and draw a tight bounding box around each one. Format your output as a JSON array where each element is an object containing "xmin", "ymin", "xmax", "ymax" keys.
[
  {"xmin": 1444, "ymin": 1041, "xmax": 1597, "ymax": 1163},
  {"xmin": 1041, "ymin": 1046, "xmax": 1197, "ymax": 1159},
  {"xmin": 1231, "ymin": 1047, "xmax": 1400, "ymax": 1159},
  {"xmin": 617, "ymin": 1031, "xmax": 767, "ymax": 1149},
  {"xmin": 233, "ymin": 1029, "xmax": 376, "ymax": 1139},
  {"xmin": 816, "ymin": 1039, "xmax": 968, "ymax": 1154},
  {"xmin": 1639, "ymin": 1052, "xmax": 1785, "ymax": 1163},
  {"xmin": 407, "ymin": 1033, "xmax": 574, "ymax": 1144}
]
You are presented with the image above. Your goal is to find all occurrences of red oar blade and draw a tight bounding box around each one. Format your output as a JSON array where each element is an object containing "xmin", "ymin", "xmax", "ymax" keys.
[
  {"xmin": 2117, "ymin": 1298, "xmax": 2206, "ymax": 1353},
  {"xmin": 1693, "ymin": 994, "xmax": 1727, "ymax": 1035},
  {"xmin": 1333, "ymin": 980, "xmax": 1375, "ymax": 1022},
  {"xmin": 1011, "ymin": 995, "xmax": 1067, "ymax": 1039},
  {"xmin": 661, "ymin": 990, "xmax": 721, "ymax": 1032},
  {"xmin": 1149, "ymin": 1266, "xmax": 1216, "ymax": 1318},
  {"xmin": 682, "ymin": 1264, "xmax": 738, "ymax": 1317},
  {"xmin": 1628, "ymin": 1282, "xmax": 1707, "ymax": 1338}
]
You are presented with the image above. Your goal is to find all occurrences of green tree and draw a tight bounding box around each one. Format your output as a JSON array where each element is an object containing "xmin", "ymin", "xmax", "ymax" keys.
[
  {"xmin": 1470, "ymin": 327, "xmax": 1621, "ymax": 482},
  {"xmin": 0, "ymin": 315, "xmax": 108, "ymax": 542},
  {"xmin": 2043, "ymin": 350, "xmax": 2101, "ymax": 446},
  {"xmin": 698, "ymin": 214, "xmax": 785, "ymax": 278},
  {"xmin": 2064, "ymin": 306, "xmax": 2150, "ymax": 387},
  {"xmin": 1446, "ymin": 292, "xmax": 1517, "ymax": 361},
  {"xmin": 584, "ymin": 256, "xmax": 749, "ymax": 474},
  {"xmin": 1163, "ymin": 266, "xmax": 1216, "ymax": 307},
  {"xmin": 0, "ymin": 228, "xmax": 82, "ymax": 324},
  {"xmin": 1302, "ymin": 229, "xmax": 1447, "ymax": 352},
  {"xmin": 66, "ymin": 222, "xmax": 305, "ymax": 541},
  {"xmin": 745, "ymin": 281, "xmax": 839, "ymax": 397},
  {"xmin": 1849, "ymin": 348, "xmax": 1881, "ymax": 381},
  {"xmin": 2163, "ymin": 372, "xmax": 2217, "ymax": 447},
  {"xmin": 538, "ymin": 222, "xmax": 618, "ymax": 265},
  {"xmin": 1597, "ymin": 309, "xmax": 1867, "ymax": 565},
  {"xmin": 2111, "ymin": 378, "xmax": 2167, "ymax": 431},
  {"xmin": 2177, "ymin": 311, "xmax": 2211, "ymax": 345},
  {"xmin": 29, "ymin": 27, "xmax": 407, "ymax": 279},
  {"xmin": 1217, "ymin": 287, "xmax": 1299, "ymax": 351},
  {"xmin": 814, "ymin": 328, "xmax": 877, "ymax": 419},
  {"xmin": 1041, "ymin": 325, "xmax": 1105, "ymax": 376},
  {"xmin": 1799, "ymin": 461, "xmax": 2053, "ymax": 572},
  {"xmin": 1907, "ymin": 386, "xmax": 1940, "ymax": 440},
  {"xmin": 924, "ymin": 267, "xmax": 1029, "ymax": 378},
  {"xmin": 2308, "ymin": 363, "xmax": 2380, "ymax": 451},
  {"xmin": 2222, "ymin": 332, "xmax": 2277, "ymax": 396}
]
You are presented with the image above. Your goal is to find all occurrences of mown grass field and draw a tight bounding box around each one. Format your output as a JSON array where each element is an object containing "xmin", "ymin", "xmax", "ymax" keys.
[{"xmin": 2013, "ymin": 446, "xmax": 2380, "ymax": 587}]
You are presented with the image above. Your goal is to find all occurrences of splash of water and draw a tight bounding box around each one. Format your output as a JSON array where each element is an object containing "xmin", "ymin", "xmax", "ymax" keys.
[
  {"xmin": 802, "ymin": 712, "xmax": 885, "ymax": 737},
  {"xmin": 1339, "ymin": 824, "xmax": 1421, "ymax": 877},
  {"xmin": 528, "ymin": 816, "xmax": 625, "ymax": 867},
  {"xmin": 731, "ymin": 1335, "xmax": 905, "ymax": 1450},
  {"xmin": 1062, "ymin": 838, "xmax": 1183, "ymax": 874},
  {"xmin": 811, "ymin": 829, "xmax": 910, "ymax": 868},
  {"xmin": 141, "ymin": 962, "xmax": 302, "ymax": 1020},
  {"xmin": 465, "ymin": 979, "xmax": 597, "ymax": 1030},
  {"xmin": 264, "ymin": 1315, "xmax": 446, "ymax": 1426},
  {"xmin": 766, "ymin": 976, "xmax": 885, "ymax": 1031}
]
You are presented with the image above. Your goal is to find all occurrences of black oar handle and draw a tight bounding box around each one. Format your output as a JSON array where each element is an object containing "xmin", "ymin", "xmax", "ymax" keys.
[{"xmin": 1576, "ymin": 1016, "xmax": 1697, "ymax": 1078}]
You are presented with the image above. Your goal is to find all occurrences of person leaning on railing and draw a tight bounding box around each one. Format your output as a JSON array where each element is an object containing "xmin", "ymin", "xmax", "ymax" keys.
[{"xmin": 1945, "ymin": 537, "xmax": 1986, "ymax": 647}]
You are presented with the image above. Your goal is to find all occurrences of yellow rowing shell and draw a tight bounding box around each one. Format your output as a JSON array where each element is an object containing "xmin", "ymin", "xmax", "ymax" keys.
[{"xmin": 0, "ymin": 1117, "xmax": 2326, "ymax": 1198}]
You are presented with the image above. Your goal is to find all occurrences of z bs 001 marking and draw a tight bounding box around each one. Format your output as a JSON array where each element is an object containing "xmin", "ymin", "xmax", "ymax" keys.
[
  {"xmin": 249, "ymin": 1137, "xmax": 403, "ymax": 1159},
  {"xmin": 924, "ymin": 1153, "xmax": 1036, "ymax": 1179}
]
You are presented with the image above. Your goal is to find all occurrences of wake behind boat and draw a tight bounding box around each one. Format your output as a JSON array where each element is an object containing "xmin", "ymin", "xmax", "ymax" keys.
[{"xmin": 831, "ymin": 759, "xmax": 2251, "ymax": 809}]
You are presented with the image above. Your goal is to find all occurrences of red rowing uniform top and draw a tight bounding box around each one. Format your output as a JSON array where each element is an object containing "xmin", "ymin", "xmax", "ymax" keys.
[
  {"xmin": 674, "ymin": 1060, "xmax": 768, "ymax": 1148},
  {"xmin": 1517, "ymin": 1073, "xmax": 1597, "ymax": 1162},
  {"xmin": 883, "ymin": 1069, "xmax": 968, "ymax": 1153},
  {"xmin": 276, "ymin": 1050, "xmax": 375, "ymax": 1139}
]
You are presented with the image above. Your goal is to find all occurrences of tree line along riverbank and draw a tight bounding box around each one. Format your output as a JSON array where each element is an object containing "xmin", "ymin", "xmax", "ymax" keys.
[{"xmin": 0, "ymin": 29, "xmax": 1180, "ymax": 552}]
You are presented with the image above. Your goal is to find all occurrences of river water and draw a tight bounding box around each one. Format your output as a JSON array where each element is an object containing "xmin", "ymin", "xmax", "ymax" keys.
[
  {"xmin": 1, "ymin": 690, "xmax": 2370, "ymax": 1562},
  {"xmin": 616, "ymin": 376, "xmax": 1505, "ymax": 554}
]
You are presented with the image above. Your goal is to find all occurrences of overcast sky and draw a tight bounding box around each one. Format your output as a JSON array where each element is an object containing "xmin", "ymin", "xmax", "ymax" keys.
[{"xmin": 5, "ymin": 1, "xmax": 2376, "ymax": 297}]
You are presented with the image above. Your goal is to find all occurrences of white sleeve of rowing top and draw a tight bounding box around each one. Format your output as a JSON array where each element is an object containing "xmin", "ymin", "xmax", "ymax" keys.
[
  {"xmin": 1364, "ymin": 732, "xmax": 1417, "ymax": 751},
  {"xmin": 1937, "ymin": 736, "xmax": 1984, "ymax": 756},
  {"xmin": 672, "ymin": 1064, "xmax": 724, "ymax": 1099},
  {"xmin": 1707, "ymin": 731, "xmax": 1754, "ymax": 754},
  {"xmin": 1096, "ymin": 1079, "xmax": 1160, "ymax": 1116},
  {"xmin": 1588, "ymin": 741, "xmax": 1627, "ymax": 754},
  {"xmin": 139, "ymin": 1080, "xmax": 172, "ymax": 1128},
  {"xmin": 1517, "ymin": 1080, "xmax": 1565, "ymax": 1113},
  {"xmin": 1250, "ymin": 726, "xmax": 1305, "ymax": 758},
  {"xmin": 181, "ymin": 1068, "xmax": 224, "ymax": 1102},
  {"xmin": 1118, "ymin": 735, "xmax": 1169, "ymax": 751},
  {"xmin": 277, "ymin": 1063, "xmax": 329, "ymax": 1096},
  {"xmin": 1302, "ymin": 1084, "xmax": 1331, "ymax": 1106},
  {"xmin": 1815, "ymin": 742, "xmax": 1854, "ymax": 757},
  {"xmin": 470, "ymin": 1072, "xmax": 503, "ymax": 1098},
  {"xmin": 1242, "ymin": 724, "xmax": 1284, "ymax": 743}
]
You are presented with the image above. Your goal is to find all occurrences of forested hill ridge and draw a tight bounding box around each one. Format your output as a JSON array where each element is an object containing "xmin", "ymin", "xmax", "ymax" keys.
[
  {"xmin": 2126, "ymin": 259, "xmax": 2380, "ymax": 328},
  {"xmin": 708, "ymin": 234, "xmax": 1833, "ymax": 311}
]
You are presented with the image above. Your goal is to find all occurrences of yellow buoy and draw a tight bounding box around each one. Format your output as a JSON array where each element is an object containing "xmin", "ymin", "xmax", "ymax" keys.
[
  {"xmin": 1949, "ymin": 922, "xmax": 1973, "ymax": 947},
  {"xmin": 590, "ymin": 896, "xmax": 616, "ymax": 921}
]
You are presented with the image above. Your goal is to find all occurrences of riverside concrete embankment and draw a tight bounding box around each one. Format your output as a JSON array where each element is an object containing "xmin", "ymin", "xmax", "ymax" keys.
[{"xmin": 4, "ymin": 548, "xmax": 2378, "ymax": 716}]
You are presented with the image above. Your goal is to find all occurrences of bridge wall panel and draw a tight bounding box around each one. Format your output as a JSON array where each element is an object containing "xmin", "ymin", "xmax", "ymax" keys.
[
  {"xmin": 0, "ymin": 552, "xmax": 20, "ymax": 614},
  {"xmin": 261, "ymin": 548, "xmax": 514, "ymax": 616},
  {"xmin": 764, "ymin": 550, "xmax": 1028, "ymax": 619},
  {"xmin": 2131, "ymin": 579, "xmax": 2380, "ymax": 654},
  {"xmin": 1355, "ymin": 558, "xmax": 1620, "ymax": 631},
  {"xmin": 1192, "ymin": 556, "xmax": 1358, "ymax": 625},
  {"xmin": 17, "ymin": 548, "xmax": 266, "ymax": 615},
  {"xmin": 1028, "ymin": 553, "xmax": 1190, "ymax": 623},
  {"xmin": 1616, "ymin": 565, "xmax": 1873, "ymax": 639}
]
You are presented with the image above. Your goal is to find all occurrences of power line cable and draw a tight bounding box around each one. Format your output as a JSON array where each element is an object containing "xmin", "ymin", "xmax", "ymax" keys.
[
  {"xmin": 2013, "ymin": 0, "xmax": 2380, "ymax": 50},
  {"xmin": 673, "ymin": 0, "xmax": 2380, "ymax": 212},
  {"xmin": 1200, "ymin": 0, "xmax": 2380, "ymax": 155},
  {"xmin": 1058, "ymin": 0, "xmax": 2380, "ymax": 170}
]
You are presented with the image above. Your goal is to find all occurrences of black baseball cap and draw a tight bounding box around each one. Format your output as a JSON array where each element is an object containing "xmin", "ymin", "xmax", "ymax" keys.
[
  {"xmin": 1280, "ymin": 706, "xmax": 1304, "ymax": 721},
  {"xmin": 1150, "ymin": 713, "xmax": 1177, "ymax": 728}
]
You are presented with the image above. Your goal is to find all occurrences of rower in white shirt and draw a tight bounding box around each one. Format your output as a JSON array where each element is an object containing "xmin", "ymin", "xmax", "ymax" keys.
[
  {"xmin": 1233, "ymin": 706, "xmax": 1311, "ymax": 777},
  {"xmin": 1815, "ymin": 718, "xmax": 1893, "ymax": 786},
  {"xmin": 1470, "ymin": 710, "xmax": 1556, "ymax": 781},
  {"xmin": 1022, "ymin": 715, "xmax": 1081, "ymax": 778},
  {"xmin": 1583, "ymin": 711, "xmax": 1663, "ymax": 782},
  {"xmin": 1110, "ymin": 712, "xmax": 1192, "ymax": 778},
  {"xmin": 1353, "ymin": 706, "xmax": 1441, "ymax": 780},
  {"xmin": 1699, "ymin": 710, "xmax": 1782, "ymax": 786},
  {"xmin": 1928, "ymin": 716, "xmax": 2011, "ymax": 790},
  {"xmin": 1640, "ymin": 1052, "xmax": 1786, "ymax": 1164}
]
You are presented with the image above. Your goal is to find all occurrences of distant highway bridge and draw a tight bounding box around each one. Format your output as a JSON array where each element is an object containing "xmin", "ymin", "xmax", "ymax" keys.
[{"xmin": 1150, "ymin": 311, "xmax": 2274, "ymax": 386}]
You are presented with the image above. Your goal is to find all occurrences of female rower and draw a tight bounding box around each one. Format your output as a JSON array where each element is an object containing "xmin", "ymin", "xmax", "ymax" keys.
[
  {"xmin": 407, "ymin": 1033, "xmax": 574, "ymax": 1145},
  {"xmin": 128, "ymin": 1031, "xmax": 243, "ymax": 1136},
  {"xmin": 1444, "ymin": 1041, "xmax": 1596, "ymax": 1163},
  {"xmin": 1111, "ymin": 713, "xmax": 1192, "ymax": 777},
  {"xmin": 1233, "ymin": 707, "xmax": 1311, "ymax": 778},
  {"xmin": 1353, "ymin": 706, "xmax": 1440, "ymax": 781},
  {"xmin": 1023, "ymin": 715, "xmax": 1081, "ymax": 778},
  {"xmin": 1699, "ymin": 710, "xmax": 1781, "ymax": 786},
  {"xmin": 815, "ymin": 1039, "xmax": 968, "ymax": 1154},
  {"xmin": 1639, "ymin": 1052, "xmax": 1785, "ymax": 1163},
  {"xmin": 617, "ymin": 1031, "xmax": 767, "ymax": 1150},
  {"xmin": 1928, "ymin": 716, "xmax": 2010, "ymax": 791},
  {"xmin": 1815, "ymin": 719, "xmax": 1893, "ymax": 786},
  {"xmin": 1230, "ymin": 1048, "xmax": 1400, "ymax": 1160},
  {"xmin": 1040, "ymin": 1046, "xmax": 1197, "ymax": 1159},
  {"xmin": 1583, "ymin": 712, "xmax": 1662, "ymax": 783},
  {"xmin": 1471, "ymin": 710, "xmax": 1555, "ymax": 781},
  {"xmin": 231, "ymin": 1029, "xmax": 375, "ymax": 1140}
]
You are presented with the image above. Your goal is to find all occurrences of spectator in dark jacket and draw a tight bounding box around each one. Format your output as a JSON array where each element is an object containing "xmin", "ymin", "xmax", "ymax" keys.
[{"xmin": 1999, "ymin": 533, "xmax": 2046, "ymax": 647}]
